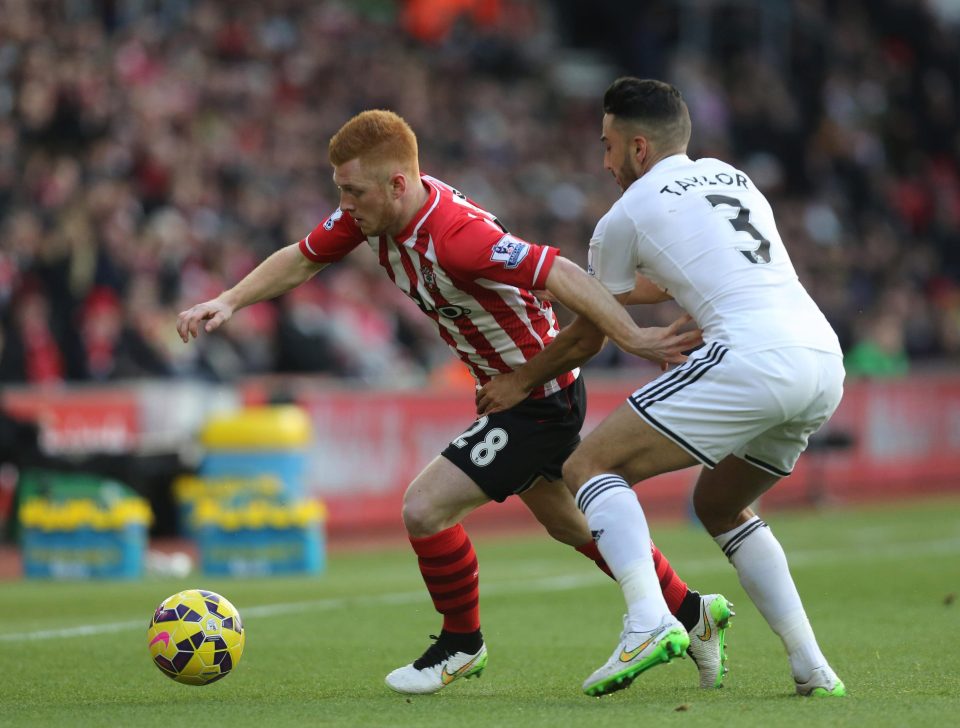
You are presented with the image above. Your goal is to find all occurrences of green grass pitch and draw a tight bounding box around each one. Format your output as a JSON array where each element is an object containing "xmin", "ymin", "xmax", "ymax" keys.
[{"xmin": 1, "ymin": 496, "xmax": 958, "ymax": 727}]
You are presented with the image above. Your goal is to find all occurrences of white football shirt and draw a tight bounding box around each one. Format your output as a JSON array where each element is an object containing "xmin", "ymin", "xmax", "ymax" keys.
[{"xmin": 589, "ymin": 154, "xmax": 842, "ymax": 355}]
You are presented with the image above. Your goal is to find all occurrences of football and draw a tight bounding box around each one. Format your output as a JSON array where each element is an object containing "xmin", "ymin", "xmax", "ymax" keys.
[{"xmin": 147, "ymin": 589, "xmax": 245, "ymax": 685}]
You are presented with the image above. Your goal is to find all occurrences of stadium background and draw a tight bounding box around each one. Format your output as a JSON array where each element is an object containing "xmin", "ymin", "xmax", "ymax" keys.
[{"xmin": 0, "ymin": 0, "xmax": 959, "ymax": 551}]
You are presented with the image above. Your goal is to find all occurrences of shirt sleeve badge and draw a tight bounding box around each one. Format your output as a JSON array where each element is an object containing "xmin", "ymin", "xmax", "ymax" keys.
[
  {"xmin": 490, "ymin": 235, "xmax": 530, "ymax": 269},
  {"xmin": 323, "ymin": 208, "xmax": 345, "ymax": 230}
]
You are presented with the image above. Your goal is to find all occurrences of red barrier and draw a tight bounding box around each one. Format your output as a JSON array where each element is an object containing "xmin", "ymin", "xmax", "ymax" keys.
[
  {"xmin": 3, "ymin": 374, "xmax": 958, "ymax": 537},
  {"xmin": 248, "ymin": 374, "xmax": 960, "ymax": 535},
  {"xmin": 2, "ymin": 388, "xmax": 140, "ymax": 454}
]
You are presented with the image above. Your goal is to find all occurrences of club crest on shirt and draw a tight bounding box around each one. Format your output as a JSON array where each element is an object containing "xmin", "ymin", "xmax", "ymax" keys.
[
  {"xmin": 323, "ymin": 208, "xmax": 344, "ymax": 230},
  {"xmin": 490, "ymin": 235, "xmax": 529, "ymax": 269},
  {"xmin": 421, "ymin": 265, "xmax": 440, "ymax": 293}
]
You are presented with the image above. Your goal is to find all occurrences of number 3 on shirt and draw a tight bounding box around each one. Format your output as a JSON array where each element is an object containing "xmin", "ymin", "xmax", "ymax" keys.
[
  {"xmin": 452, "ymin": 417, "xmax": 509, "ymax": 467},
  {"xmin": 706, "ymin": 194, "xmax": 772, "ymax": 264}
]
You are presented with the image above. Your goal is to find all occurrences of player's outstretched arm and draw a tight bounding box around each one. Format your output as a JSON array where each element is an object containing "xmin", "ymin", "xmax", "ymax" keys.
[
  {"xmin": 544, "ymin": 256, "xmax": 702, "ymax": 363},
  {"xmin": 176, "ymin": 244, "xmax": 326, "ymax": 342}
]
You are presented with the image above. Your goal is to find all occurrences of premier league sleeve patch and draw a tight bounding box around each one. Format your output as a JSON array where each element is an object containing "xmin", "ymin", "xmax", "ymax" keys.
[
  {"xmin": 490, "ymin": 235, "xmax": 530, "ymax": 269},
  {"xmin": 323, "ymin": 207, "xmax": 344, "ymax": 230}
]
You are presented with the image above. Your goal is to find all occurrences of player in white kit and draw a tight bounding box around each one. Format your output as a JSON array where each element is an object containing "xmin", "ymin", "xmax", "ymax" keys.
[{"xmin": 476, "ymin": 77, "xmax": 847, "ymax": 698}]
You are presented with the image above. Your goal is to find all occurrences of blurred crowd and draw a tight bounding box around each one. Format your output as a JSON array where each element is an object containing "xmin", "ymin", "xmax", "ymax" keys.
[{"xmin": 1, "ymin": 0, "xmax": 958, "ymax": 388}]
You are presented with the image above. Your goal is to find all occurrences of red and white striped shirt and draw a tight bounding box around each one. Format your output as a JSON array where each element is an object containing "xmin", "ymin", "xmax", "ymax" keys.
[{"xmin": 298, "ymin": 175, "xmax": 578, "ymax": 397}]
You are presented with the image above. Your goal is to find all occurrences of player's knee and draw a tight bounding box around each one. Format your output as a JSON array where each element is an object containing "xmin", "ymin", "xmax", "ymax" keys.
[
  {"xmin": 401, "ymin": 492, "xmax": 445, "ymax": 538},
  {"xmin": 692, "ymin": 492, "xmax": 720, "ymax": 533},
  {"xmin": 693, "ymin": 493, "xmax": 744, "ymax": 537}
]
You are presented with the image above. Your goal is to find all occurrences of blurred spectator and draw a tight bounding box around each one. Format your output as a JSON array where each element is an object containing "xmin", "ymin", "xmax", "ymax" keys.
[
  {"xmin": 0, "ymin": 0, "xmax": 957, "ymax": 388},
  {"xmin": 403, "ymin": 0, "xmax": 502, "ymax": 44},
  {"xmin": 844, "ymin": 313, "xmax": 910, "ymax": 379},
  {"xmin": 0, "ymin": 281, "xmax": 66, "ymax": 384}
]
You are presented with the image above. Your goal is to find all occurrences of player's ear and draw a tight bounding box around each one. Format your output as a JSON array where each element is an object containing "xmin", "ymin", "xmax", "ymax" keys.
[
  {"xmin": 633, "ymin": 136, "xmax": 649, "ymax": 164},
  {"xmin": 389, "ymin": 172, "xmax": 407, "ymax": 199}
]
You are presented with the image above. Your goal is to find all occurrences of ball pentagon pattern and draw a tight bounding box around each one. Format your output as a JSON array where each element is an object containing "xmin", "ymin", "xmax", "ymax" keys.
[{"xmin": 147, "ymin": 589, "xmax": 245, "ymax": 685}]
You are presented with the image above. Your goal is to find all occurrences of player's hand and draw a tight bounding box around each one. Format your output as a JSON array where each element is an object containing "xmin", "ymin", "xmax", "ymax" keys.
[
  {"xmin": 620, "ymin": 313, "xmax": 703, "ymax": 366},
  {"xmin": 475, "ymin": 372, "xmax": 530, "ymax": 416},
  {"xmin": 176, "ymin": 298, "xmax": 234, "ymax": 342}
]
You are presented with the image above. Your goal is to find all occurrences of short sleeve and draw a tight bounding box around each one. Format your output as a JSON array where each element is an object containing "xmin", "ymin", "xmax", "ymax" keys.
[
  {"xmin": 440, "ymin": 218, "xmax": 558, "ymax": 289},
  {"xmin": 298, "ymin": 208, "xmax": 365, "ymax": 263},
  {"xmin": 587, "ymin": 204, "xmax": 640, "ymax": 295}
]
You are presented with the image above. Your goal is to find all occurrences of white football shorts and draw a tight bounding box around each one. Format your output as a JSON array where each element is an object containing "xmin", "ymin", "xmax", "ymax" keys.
[{"xmin": 627, "ymin": 342, "xmax": 845, "ymax": 476}]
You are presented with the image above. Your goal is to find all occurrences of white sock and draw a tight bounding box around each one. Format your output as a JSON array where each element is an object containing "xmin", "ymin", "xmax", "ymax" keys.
[
  {"xmin": 576, "ymin": 474, "xmax": 670, "ymax": 631},
  {"xmin": 714, "ymin": 516, "xmax": 827, "ymax": 679}
]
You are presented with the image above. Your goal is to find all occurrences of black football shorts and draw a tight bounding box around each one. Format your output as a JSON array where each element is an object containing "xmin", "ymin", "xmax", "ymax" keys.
[{"xmin": 441, "ymin": 377, "xmax": 586, "ymax": 502}]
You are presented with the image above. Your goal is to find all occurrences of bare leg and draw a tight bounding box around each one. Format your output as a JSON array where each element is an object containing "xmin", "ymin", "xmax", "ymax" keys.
[
  {"xmin": 518, "ymin": 476, "xmax": 591, "ymax": 546},
  {"xmin": 401, "ymin": 455, "xmax": 490, "ymax": 538}
]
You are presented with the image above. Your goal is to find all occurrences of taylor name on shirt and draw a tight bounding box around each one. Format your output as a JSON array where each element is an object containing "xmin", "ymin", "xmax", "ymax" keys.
[{"xmin": 659, "ymin": 170, "xmax": 751, "ymax": 197}]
